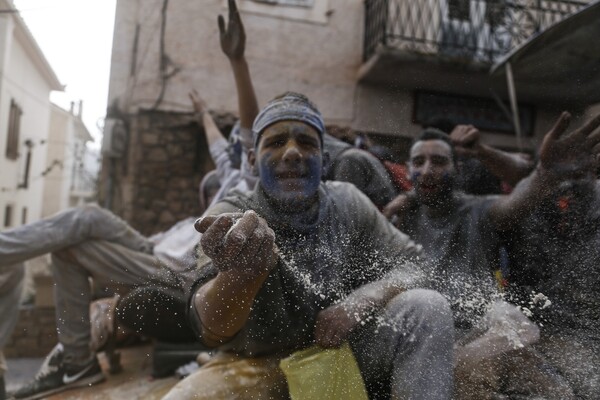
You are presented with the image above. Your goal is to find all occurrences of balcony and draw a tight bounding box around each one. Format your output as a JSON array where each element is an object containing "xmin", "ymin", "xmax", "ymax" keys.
[{"xmin": 360, "ymin": 0, "xmax": 587, "ymax": 90}]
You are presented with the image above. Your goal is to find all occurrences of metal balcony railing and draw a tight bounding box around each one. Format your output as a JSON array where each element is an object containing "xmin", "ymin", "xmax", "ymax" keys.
[{"xmin": 364, "ymin": 0, "xmax": 588, "ymax": 63}]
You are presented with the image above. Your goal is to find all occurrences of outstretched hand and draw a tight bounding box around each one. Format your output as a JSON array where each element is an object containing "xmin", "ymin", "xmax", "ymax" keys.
[
  {"xmin": 218, "ymin": 0, "xmax": 246, "ymax": 60},
  {"xmin": 195, "ymin": 210, "xmax": 278, "ymax": 279},
  {"xmin": 539, "ymin": 112, "xmax": 600, "ymax": 174}
]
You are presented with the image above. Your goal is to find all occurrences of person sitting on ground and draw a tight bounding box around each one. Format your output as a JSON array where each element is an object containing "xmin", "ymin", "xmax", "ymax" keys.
[
  {"xmin": 113, "ymin": 0, "xmax": 262, "ymax": 351},
  {"xmin": 5, "ymin": 9, "xmax": 263, "ymax": 392},
  {"xmin": 383, "ymin": 122, "xmax": 535, "ymax": 219},
  {"xmin": 505, "ymin": 122, "xmax": 600, "ymax": 398},
  {"xmin": 162, "ymin": 92, "xmax": 455, "ymax": 400},
  {"xmin": 0, "ymin": 201, "xmax": 195, "ymax": 399},
  {"xmin": 383, "ymin": 112, "xmax": 600, "ymax": 398}
]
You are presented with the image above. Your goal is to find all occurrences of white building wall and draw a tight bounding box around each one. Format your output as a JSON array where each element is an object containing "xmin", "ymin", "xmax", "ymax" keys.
[
  {"xmin": 43, "ymin": 104, "xmax": 96, "ymax": 217},
  {"xmin": 42, "ymin": 105, "xmax": 71, "ymax": 217},
  {"xmin": 0, "ymin": 23, "xmax": 53, "ymax": 227},
  {"xmin": 108, "ymin": 0, "xmax": 363, "ymax": 126},
  {"xmin": 0, "ymin": 0, "xmax": 62, "ymax": 230}
]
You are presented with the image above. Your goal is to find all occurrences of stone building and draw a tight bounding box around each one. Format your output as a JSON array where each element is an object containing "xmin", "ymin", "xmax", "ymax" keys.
[{"xmin": 103, "ymin": 0, "xmax": 593, "ymax": 235}]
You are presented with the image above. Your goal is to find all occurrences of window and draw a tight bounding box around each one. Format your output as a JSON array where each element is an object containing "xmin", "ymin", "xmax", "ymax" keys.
[
  {"xmin": 413, "ymin": 91, "xmax": 535, "ymax": 137},
  {"xmin": 5, "ymin": 100, "xmax": 23, "ymax": 160},
  {"xmin": 18, "ymin": 140, "xmax": 33, "ymax": 189},
  {"xmin": 448, "ymin": 0, "xmax": 470, "ymax": 21},
  {"xmin": 251, "ymin": 0, "xmax": 314, "ymax": 7},
  {"xmin": 4, "ymin": 204, "xmax": 13, "ymax": 227},
  {"xmin": 225, "ymin": 0, "xmax": 328, "ymax": 25}
]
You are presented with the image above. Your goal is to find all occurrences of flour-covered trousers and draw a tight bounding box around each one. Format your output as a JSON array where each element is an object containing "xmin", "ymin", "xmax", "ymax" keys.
[
  {"xmin": 0, "ymin": 205, "xmax": 165, "ymax": 364},
  {"xmin": 169, "ymin": 288, "xmax": 454, "ymax": 400},
  {"xmin": 0, "ymin": 264, "xmax": 24, "ymax": 375},
  {"xmin": 350, "ymin": 289, "xmax": 455, "ymax": 400}
]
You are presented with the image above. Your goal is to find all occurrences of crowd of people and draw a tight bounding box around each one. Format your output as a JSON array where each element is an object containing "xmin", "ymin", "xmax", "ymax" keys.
[{"xmin": 1, "ymin": 0, "xmax": 599, "ymax": 399}]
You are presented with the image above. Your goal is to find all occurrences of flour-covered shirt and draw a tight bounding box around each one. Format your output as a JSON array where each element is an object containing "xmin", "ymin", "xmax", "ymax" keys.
[{"xmin": 190, "ymin": 181, "xmax": 424, "ymax": 356}]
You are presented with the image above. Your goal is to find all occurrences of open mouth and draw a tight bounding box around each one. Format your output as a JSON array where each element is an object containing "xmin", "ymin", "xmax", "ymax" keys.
[
  {"xmin": 276, "ymin": 171, "xmax": 307, "ymax": 179},
  {"xmin": 418, "ymin": 182, "xmax": 438, "ymax": 193}
]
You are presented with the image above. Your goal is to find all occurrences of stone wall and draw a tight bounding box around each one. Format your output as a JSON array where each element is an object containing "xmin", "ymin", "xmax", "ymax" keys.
[
  {"xmin": 100, "ymin": 110, "xmax": 236, "ymax": 236},
  {"xmin": 4, "ymin": 306, "xmax": 58, "ymax": 358}
]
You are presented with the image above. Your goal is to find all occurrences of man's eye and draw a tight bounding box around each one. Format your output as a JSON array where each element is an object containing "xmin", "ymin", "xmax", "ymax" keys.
[
  {"xmin": 432, "ymin": 157, "xmax": 448, "ymax": 165},
  {"xmin": 299, "ymin": 138, "xmax": 318, "ymax": 148},
  {"xmin": 266, "ymin": 139, "xmax": 286, "ymax": 147}
]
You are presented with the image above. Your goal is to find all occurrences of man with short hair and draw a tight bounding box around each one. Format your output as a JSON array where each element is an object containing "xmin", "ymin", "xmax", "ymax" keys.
[
  {"xmin": 387, "ymin": 113, "xmax": 600, "ymax": 398},
  {"xmin": 164, "ymin": 92, "xmax": 455, "ymax": 400},
  {"xmin": 1, "ymin": 204, "xmax": 193, "ymax": 399}
]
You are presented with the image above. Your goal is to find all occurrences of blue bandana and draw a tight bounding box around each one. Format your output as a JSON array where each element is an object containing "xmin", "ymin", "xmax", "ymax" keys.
[{"xmin": 252, "ymin": 92, "xmax": 325, "ymax": 148}]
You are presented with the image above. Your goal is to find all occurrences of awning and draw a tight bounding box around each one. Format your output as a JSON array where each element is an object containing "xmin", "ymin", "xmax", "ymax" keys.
[{"xmin": 491, "ymin": 1, "xmax": 600, "ymax": 107}]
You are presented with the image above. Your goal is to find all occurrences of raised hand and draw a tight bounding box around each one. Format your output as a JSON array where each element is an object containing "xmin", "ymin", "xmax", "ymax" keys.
[
  {"xmin": 195, "ymin": 210, "xmax": 277, "ymax": 279},
  {"xmin": 189, "ymin": 89, "xmax": 208, "ymax": 116},
  {"xmin": 218, "ymin": 0, "xmax": 246, "ymax": 60},
  {"xmin": 450, "ymin": 124, "xmax": 481, "ymax": 157},
  {"xmin": 539, "ymin": 112, "xmax": 600, "ymax": 174}
]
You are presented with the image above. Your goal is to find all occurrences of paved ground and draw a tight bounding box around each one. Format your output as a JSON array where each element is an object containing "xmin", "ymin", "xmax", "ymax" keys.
[
  {"xmin": 5, "ymin": 345, "xmax": 179, "ymax": 399},
  {"xmin": 5, "ymin": 357, "xmax": 43, "ymax": 392}
]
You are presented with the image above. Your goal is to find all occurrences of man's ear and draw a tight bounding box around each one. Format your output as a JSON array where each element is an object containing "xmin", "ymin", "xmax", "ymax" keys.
[
  {"xmin": 406, "ymin": 161, "xmax": 414, "ymax": 182},
  {"xmin": 248, "ymin": 149, "xmax": 258, "ymax": 175}
]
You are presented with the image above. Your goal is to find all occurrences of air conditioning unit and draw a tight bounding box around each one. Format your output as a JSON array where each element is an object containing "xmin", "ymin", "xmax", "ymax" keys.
[{"xmin": 101, "ymin": 118, "xmax": 128, "ymax": 158}]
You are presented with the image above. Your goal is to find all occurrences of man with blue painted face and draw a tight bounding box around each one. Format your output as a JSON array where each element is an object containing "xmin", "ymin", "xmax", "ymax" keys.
[
  {"xmin": 165, "ymin": 92, "xmax": 455, "ymax": 400},
  {"xmin": 388, "ymin": 113, "xmax": 600, "ymax": 398}
]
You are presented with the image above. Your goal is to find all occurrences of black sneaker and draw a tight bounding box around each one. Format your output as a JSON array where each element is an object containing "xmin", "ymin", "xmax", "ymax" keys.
[{"xmin": 11, "ymin": 344, "xmax": 105, "ymax": 400}]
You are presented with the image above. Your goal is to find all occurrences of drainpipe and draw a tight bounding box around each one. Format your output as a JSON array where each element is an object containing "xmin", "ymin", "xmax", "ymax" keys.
[{"xmin": 506, "ymin": 62, "xmax": 523, "ymax": 152}]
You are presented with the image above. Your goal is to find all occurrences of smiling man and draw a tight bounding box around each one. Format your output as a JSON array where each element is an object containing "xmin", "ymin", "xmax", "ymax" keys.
[
  {"xmin": 163, "ymin": 92, "xmax": 455, "ymax": 400},
  {"xmin": 387, "ymin": 114, "xmax": 600, "ymax": 398}
]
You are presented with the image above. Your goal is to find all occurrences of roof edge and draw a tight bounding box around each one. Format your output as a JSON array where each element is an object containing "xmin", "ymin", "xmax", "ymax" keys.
[{"xmin": 5, "ymin": 0, "xmax": 64, "ymax": 91}]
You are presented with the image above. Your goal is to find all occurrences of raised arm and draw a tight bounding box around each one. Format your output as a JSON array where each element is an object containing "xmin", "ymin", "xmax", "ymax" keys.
[
  {"xmin": 189, "ymin": 89, "xmax": 236, "ymax": 185},
  {"xmin": 219, "ymin": 0, "xmax": 259, "ymax": 131},
  {"xmin": 189, "ymin": 89, "xmax": 226, "ymax": 148},
  {"xmin": 192, "ymin": 210, "xmax": 278, "ymax": 347},
  {"xmin": 489, "ymin": 112, "xmax": 600, "ymax": 230},
  {"xmin": 450, "ymin": 124, "xmax": 534, "ymax": 186}
]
